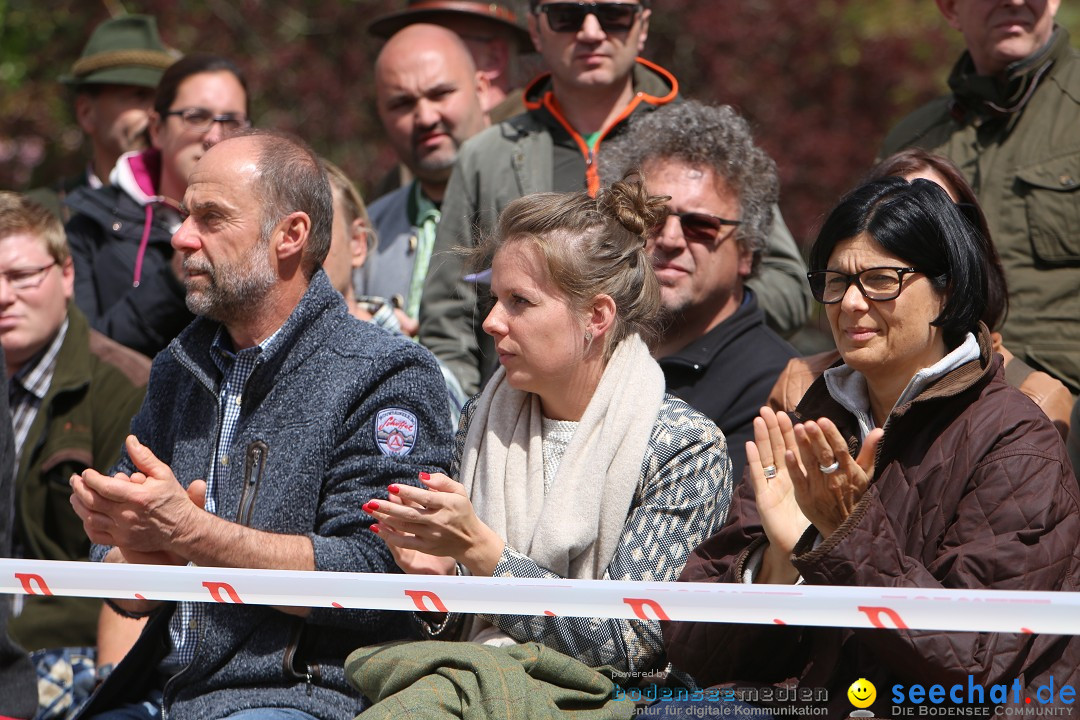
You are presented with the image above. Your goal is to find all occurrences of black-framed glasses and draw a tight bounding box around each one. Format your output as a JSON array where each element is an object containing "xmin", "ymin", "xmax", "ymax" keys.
[
  {"xmin": 651, "ymin": 211, "xmax": 741, "ymax": 244},
  {"xmin": 807, "ymin": 267, "xmax": 922, "ymax": 304},
  {"xmin": 536, "ymin": 2, "xmax": 643, "ymax": 33},
  {"xmin": 0, "ymin": 261, "xmax": 57, "ymax": 291},
  {"xmin": 164, "ymin": 107, "xmax": 251, "ymax": 134}
]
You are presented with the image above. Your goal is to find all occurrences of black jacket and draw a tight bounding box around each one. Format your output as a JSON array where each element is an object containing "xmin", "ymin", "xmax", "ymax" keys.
[
  {"xmin": 65, "ymin": 183, "xmax": 193, "ymax": 358},
  {"xmin": 658, "ymin": 291, "xmax": 797, "ymax": 480}
]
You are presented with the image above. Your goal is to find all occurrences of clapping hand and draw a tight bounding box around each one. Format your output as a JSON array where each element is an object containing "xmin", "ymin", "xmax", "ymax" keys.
[
  {"xmin": 789, "ymin": 418, "xmax": 880, "ymax": 539},
  {"xmin": 745, "ymin": 407, "xmax": 811, "ymax": 584},
  {"xmin": 746, "ymin": 408, "xmax": 881, "ymax": 583},
  {"xmin": 364, "ymin": 472, "xmax": 505, "ymax": 577}
]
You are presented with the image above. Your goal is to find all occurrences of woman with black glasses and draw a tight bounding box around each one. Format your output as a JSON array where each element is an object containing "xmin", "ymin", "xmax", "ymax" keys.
[
  {"xmin": 659, "ymin": 177, "xmax": 1080, "ymax": 717},
  {"xmin": 768, "ymin": 149, "xmax": 1074, "ymax": 438}
]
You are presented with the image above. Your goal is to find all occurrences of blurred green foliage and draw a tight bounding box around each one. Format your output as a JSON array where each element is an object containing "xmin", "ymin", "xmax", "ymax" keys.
[{"xmin": 2, "ymin": 0, "xmax": 1077, "ymax": 241}]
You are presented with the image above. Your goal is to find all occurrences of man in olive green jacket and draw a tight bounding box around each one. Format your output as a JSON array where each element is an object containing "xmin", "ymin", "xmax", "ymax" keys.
[
  {"xmin": 1, "ymin": 193, "xmax": 149, "ymax": 653},
  {"xmin": 880, "ymin": 0, "xmax": 1080, "ymax": 393}
]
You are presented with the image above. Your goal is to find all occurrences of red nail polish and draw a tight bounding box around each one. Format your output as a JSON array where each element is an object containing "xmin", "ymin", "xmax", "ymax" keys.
[
  {"xmin": 388, "ymin": 484, "xmax": 401, "ymax": 494},
  {"xmin": 367, "ymin": 500, "xmax": 379, "ymax": 511},
  {"xmin": 370, "ymin": 524, "xmax": 380, "ymax": 534},
  {"xmin": 418, "ymin": 472, "xmax": 430, "ymax": 481}
]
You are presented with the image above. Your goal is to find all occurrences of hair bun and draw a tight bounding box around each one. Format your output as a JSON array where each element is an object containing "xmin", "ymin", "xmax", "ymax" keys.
[{"xmin": 597, "ymin": 175, "xmax": 668, "ymax": 240}]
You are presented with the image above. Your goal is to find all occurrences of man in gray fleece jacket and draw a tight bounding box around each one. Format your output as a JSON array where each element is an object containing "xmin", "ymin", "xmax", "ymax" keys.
[{"xmin": 69, "ymin": 129, "xmax": 454, "ymax": 720}]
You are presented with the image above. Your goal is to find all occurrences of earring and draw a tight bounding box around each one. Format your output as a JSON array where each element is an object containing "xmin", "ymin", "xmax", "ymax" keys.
[{"xmin": 584, "ymin": 331, "xmax": 593, "ymax": 344}]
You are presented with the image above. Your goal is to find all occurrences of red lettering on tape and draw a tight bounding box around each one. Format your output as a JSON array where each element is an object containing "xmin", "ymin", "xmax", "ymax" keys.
[
  {"xmin": 405, "ymin": 589, "xmax": 448, "ymax": 613},
  {"xmin": 14, "ymin": 573, "xmax": 52, "ymax": 596},
  {"xmin": 624, "ymin": 598, "xmax": 670, "ymax": 621},
  {"xmin": 857, "ymin": 605, "xmax": 909, "ymax": 629},
  {"xmin": 203, "ymin": 581, "xmax": 244, "ymax": 604}
]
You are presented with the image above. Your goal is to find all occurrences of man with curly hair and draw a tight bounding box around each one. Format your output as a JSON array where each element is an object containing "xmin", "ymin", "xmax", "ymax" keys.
[{"xmin": 604, "ymin": 101, "xmax": 798, "ymax": 480}]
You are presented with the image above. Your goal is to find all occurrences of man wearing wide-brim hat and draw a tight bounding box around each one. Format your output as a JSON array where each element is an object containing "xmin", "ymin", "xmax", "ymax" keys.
[
  {"xmin": 60, "ymin": 14, "xmax": 174, "ymax": 192},
  {"xmin": 368, "ymin": 0, "xmax": 532, "ymax": 121}
]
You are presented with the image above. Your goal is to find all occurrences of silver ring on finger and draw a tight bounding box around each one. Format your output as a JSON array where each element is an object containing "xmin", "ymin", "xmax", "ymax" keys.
[
  {"xmin": 762, "ymin": 465, "xmax": 778, "ymax": 480},
  {"xmin": 818, "ymin": 460, "xmax": 840, "ymax": 474}
]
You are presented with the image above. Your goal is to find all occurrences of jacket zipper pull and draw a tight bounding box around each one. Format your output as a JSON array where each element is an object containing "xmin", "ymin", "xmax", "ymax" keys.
[{"xmin": 305, "ymin": 667, "xmax": 314, "ymax": 696}]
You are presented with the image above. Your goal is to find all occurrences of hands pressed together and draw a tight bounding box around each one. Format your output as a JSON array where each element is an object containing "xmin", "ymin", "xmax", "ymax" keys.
[
  {"xmin": 364, "ymin": 471, "xmax": 505, "ymax": 578},
  {"xmin": 745, "ymin": 407, "xmax": 881, "ymax": 584},
  {"xmin": 69, "ymin": 434, "xmax": 206, "ymax": 568}
]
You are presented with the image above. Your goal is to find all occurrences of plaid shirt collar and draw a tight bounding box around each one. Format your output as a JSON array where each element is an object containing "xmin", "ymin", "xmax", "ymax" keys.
[
  {"xmin": 12, "ymin": 317, "xmax": 69, "ymax": 401},
  {"xmin": 208, "ymin": 324, "xmax": 284, "ymax": 375}
]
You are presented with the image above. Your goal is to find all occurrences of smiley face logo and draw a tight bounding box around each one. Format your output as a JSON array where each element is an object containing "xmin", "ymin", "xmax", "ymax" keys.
[{"xmin": 848, "ymin": 678, "xmax": 876, "ymax": 709}]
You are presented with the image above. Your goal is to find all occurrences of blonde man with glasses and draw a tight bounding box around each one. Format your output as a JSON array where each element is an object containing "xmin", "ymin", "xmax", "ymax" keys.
[
  {"xmin": 0, "ymin": 192, "xmax": 150, "ymax": 706},
  {"xmin": 65, "ymin": 54, "xmax": 250, "ymax": 359}
]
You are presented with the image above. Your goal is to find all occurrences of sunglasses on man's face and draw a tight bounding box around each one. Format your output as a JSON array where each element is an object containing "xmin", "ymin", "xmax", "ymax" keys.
[
  {"xmin": 650, "ymin": 211, "xmax": 741, "ymax": 244},
  {"xmin": 536, "ymin": 2, "xmax": 643, "ymax": 33}
]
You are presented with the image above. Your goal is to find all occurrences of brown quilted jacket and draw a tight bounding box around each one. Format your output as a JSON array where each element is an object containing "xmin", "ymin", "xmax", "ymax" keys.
[{"xmin": 665, "ymin": 329, "xmax": 1080, "ymax": 716}]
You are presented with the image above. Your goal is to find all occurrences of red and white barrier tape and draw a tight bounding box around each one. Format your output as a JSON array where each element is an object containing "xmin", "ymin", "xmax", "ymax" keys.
[{"xmin": 3, "ymin": 559, "xmax": 1079, "ymax": 634}]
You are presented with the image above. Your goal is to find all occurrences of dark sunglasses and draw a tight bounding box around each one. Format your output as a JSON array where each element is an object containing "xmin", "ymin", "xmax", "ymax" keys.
[
  {"xmin": 536, "ymin": 2, "xmax": 643, "ymax": 33},
  {"xmin": 651, "ymin": 211, "xmax": 741, "ymax": 244}
]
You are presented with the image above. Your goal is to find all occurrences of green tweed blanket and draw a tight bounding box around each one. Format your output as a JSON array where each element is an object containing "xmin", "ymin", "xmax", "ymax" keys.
[{"xmin": 345, "ymin": 641, "xmax": 636, "ymax": 720}]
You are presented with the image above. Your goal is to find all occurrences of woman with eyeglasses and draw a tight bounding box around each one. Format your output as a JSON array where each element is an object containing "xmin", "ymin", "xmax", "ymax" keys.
[
  {"xmin": 768, "ymin": 149, "xmax": 1074, "ymax": 438},
  {"xmin": 65, "ymin": 53, "xmax": 250, "ymax": 359},
  {"xmin": 351, "ymin": 179, "xmax": 732, "ymax": 707},
  {"xmin": 657, "ymin": 177, "xmax": 1080, "ymax": 717}
]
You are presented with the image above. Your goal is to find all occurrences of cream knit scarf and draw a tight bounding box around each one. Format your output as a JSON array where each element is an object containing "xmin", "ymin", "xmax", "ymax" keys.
[{"xmin": 460, "ymin": 333, "xmax": 665, "ymax": 582}]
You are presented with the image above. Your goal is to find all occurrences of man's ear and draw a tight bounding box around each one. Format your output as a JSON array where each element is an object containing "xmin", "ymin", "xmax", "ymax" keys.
[
  {"xmin": 475, "ymin": 70, "xmax": 492, "ymax": 126},
  {"xmin": 75, "ymin": 94, "xmax": 95, "ymax": 135},
  {"xmin": 274, "ymin": 211, "xmax": 311, "ymax": 263},
  {"xmin": 737, "ymin": 245, "xmax": 754, "ymax": 281},
  {"xmin": 527, "ymin": 12, "xmax": 543, "ymax": 53},
  {"xmin": 934, "ymin": 0, "xmax": 963, "ymax": 32},
  {"xmin": 60, "ymin": 256, "xmax": 75, "ymax": 301},
  {"xmin": 349, "ymin": 217, "xmax": 369, "ymax": 269},
  {"xmin": 636, "ymin": 8, "xmax": 651, "ymax": 54}
]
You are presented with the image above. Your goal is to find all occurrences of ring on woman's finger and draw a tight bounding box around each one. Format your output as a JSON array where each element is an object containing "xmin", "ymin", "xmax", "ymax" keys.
[
  {"xmin": 762, "ymin": 465, "xmax": 778, "ymax": 480},
  {"xmin": 818, "ymin": 460, "xmax": 840, "ymax": 474}
]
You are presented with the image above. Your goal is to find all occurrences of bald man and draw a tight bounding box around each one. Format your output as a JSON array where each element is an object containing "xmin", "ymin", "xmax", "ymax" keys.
[{"xmin": 358, "ymin": 24, "xmax": 490, "ymax": 331}]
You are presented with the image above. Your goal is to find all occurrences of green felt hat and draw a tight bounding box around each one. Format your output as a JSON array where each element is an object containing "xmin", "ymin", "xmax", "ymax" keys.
[{"xmin": 60, "ymin": 15, "xmax": 174, "ymax": 89}]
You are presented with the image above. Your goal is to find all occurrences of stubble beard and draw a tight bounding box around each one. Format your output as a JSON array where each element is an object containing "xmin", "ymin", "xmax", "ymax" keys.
[{"xmin": 184, "ymin": 243, "xmax": 277, "ymax": 324}]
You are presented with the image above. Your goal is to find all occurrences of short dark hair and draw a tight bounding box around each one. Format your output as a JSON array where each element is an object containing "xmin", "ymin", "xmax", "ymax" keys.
[
  {"xmin": 866, "ymin": 148, "xmax": 1007, "ymax": 331},
  {"xmin": 808, "ymin": 177, "xmax": 988, "ymax": 348},
  {"xmin": 154, "ymin": 53, "xmax": 249, "ymax": 117},
  {"xmin": 228, "ymin": 129, "xmax": 333, "ymax": 277}
]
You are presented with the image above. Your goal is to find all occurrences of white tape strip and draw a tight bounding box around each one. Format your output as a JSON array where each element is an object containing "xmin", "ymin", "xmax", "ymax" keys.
[{"xmin": 3, "ymin": 559, "xmax": 1079, "ymax": 634}]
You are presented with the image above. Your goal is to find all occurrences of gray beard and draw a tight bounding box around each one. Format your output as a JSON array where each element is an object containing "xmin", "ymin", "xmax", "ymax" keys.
[{"xmin": 184, "ymin": 250, "xmax": 277, "ymax": 325}]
